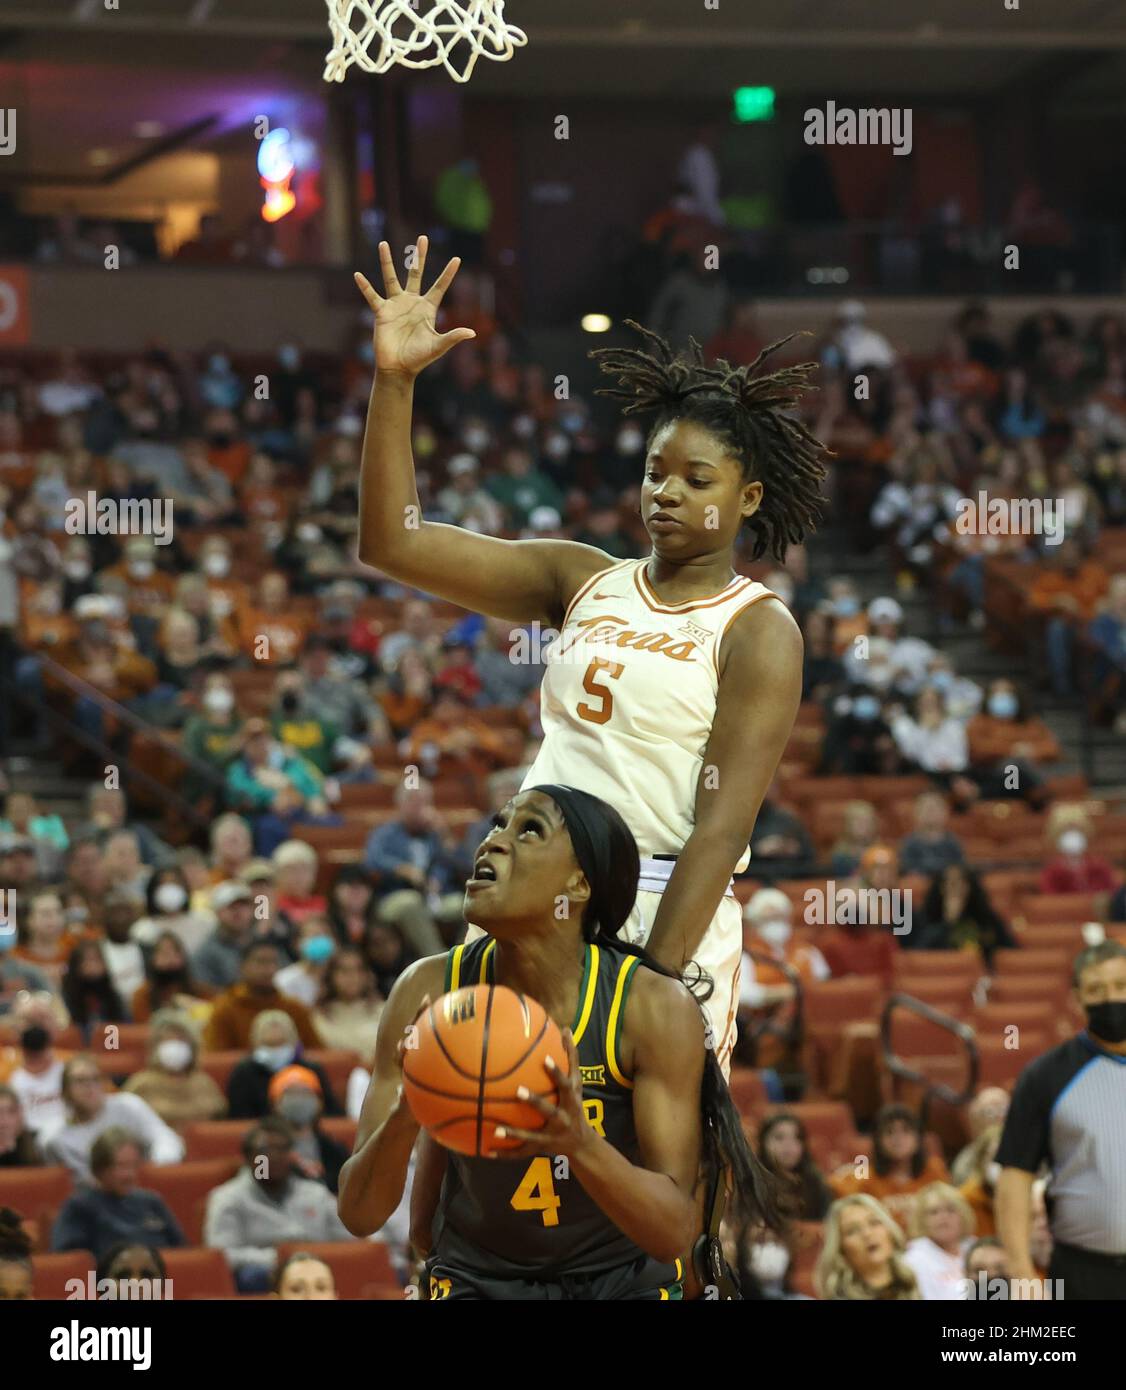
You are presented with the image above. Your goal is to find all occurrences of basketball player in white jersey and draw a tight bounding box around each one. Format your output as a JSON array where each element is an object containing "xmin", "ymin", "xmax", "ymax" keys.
[{"xmin": 353, "ymin": 237, "xmax": 827, "ymax": 1076}]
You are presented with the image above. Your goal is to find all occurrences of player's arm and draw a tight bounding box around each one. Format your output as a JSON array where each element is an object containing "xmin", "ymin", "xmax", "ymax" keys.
[
  {"xmin": 408, "ymin": 1132, "xmax": 448, "ymax": 1260},
  {"xmin": 647, "ymin": 597, "xmax": 804, "ymax": 970},
  {"xmin": 355, "ymin": 237, "xmax": 614, "ymax": 626},
  {"xmin": 502, "ymin": 972, "xmax": 703, "ymax": 1263},
  {"xmin": 337, "ymin": 954, "xmax": 447, "ymax": 1237}
]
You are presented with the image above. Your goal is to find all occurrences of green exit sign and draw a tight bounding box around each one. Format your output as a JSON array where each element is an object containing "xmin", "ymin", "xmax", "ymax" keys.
[{"xmin": 733, "ymin": 86, "xmax": 775, "ymax": 123}]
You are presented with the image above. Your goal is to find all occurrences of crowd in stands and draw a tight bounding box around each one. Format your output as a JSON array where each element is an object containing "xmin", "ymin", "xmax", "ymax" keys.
[{"xmin": 1, "ymin": 291, "xmax": 1125, "ymax": 1300}]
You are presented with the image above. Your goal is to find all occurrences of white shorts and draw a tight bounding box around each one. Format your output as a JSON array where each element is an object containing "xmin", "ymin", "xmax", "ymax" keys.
[{"xmin": 465, "ymin": 858, "xmax": 742, "ymax": 1080}]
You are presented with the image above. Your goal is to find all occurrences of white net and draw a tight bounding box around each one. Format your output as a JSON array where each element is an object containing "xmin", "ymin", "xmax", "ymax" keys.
[{"xmin": 324, "ymin": 0, "xmax": 528, "ymax": 83}]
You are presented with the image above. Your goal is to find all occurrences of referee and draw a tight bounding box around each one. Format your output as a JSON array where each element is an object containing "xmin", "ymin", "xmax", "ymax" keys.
[{"xmin": 995, "ymin": 940, "xmax": 1126, "ymax": 1300}]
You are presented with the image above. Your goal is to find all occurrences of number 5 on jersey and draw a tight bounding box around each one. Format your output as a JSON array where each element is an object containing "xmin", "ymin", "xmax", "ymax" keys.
[
  {"xmin": 576, "ymin": 658, "xmax": 624, "ymax": 726},
  {"xmin": 510, "ymin": 1156, "xmax": 562, "ymax": 1227}
]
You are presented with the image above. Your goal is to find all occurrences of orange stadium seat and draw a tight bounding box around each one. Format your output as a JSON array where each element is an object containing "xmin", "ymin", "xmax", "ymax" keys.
[
  {"xmin": 1013, "ymin": 924, "xmax": 1088, "ymax": 953},
  {"xmin": 972, "ymin": 1002, "xmax": 1058, "ymax": 1043},
  {"xmin": 992, "ymin": 948, "xmax": 1071, "ymax": 977},
  {"xmin": 890, "ymin": 977, "xmax": 975, "ymax": 1016},
  {"xmin": 274, "ymin": 1240, "xmax": 398, "ymax": 1299},
  {"xmin": 195, "ymin": 1051, "xmax": 246, "ymax": 1090},
  {"xmin": 987, "ymin": 973, "xmax": 1073, "ymax": 1010},
  {"xmin": 182, "ymin": 1121, "xmax": 252, "ymax": 1161},
  {"xmin": 1017, "ymin": 894, "xmax": 1102, "ymax": 925},
  {"xmin": 303, "ymin": 1049, "xmax": 363, "ymax": 1098},
  {"xmin": 33, "ymin": 1250, "xmax": 95, "ymax": 1300},
  {"xmin": 894, "ymin": 951, "xmax": 982, "ymax": 983},
  {"xmin": 886, "ymin": 1014, "xmax": 968, "ymax": 1059},
  {"xmin": 789, "ymin": 1220, "xmax": 825, "ymax": 1299},
  {"xmin": 727, "ymin": 1068, "xmax": 770, "ymax": 1119},
  {"xmin": 760, "ymin": 1103, "xmax": 864, "ymax": 1173},
  {"xmin": 162, "ymin": 1247, "xmax": 236, "ymax": 1299},
  {"xmin": 804, "ymin": 976, "xmax": 884, "ymax": 1027},
  {"xmin": 94, "ymin": 1051, "xmax": 145, "ymax": 1082},
  {"xmin": 142, "ymin": 1159, "xmax": 240, "ymax": 1244},
  {"xmin": 320, "ymin": 1116, "xmax": 359, "ymax": 1150},
  {"xmin": 88, "ymin": 1023, "xmax": 152, "ymax": 1054},
  {"xmin": 2, "ymin": 1166, "xmax": 73, "ymax": 1250},
  {"xmin": 977, "ymin": 1033, "xmax": 1049, "ymax": 1087}
]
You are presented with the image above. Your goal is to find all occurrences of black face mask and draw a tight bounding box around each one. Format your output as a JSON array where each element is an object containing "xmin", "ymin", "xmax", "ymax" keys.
[
  {"xmin": 1086, "ymin": 1001, "xmax": 1126, "ymax": 1044},
  {"xmin": 151, "ymin": 967, "xmax": 183, "ymax": 986},
  {"xmin": 20, "ymin": 1025, "xmax": 50, "ymax": 1053},
  {"xmin": 280, "ymin": 691, "xmax": 300, "ymax": 715}
]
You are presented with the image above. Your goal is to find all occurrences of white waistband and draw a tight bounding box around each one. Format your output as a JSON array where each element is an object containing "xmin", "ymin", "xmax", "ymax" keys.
[{"xmin": 638, "ymin": 855, "xmax": 737, "ymax": 899}]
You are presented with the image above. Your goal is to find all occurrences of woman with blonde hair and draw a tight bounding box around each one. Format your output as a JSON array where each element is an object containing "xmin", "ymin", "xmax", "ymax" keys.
[
  {"xmin": 815, "ymin": 1194, "xmax": 921, "ymax": 1300},
  {"xmin": 957, "ymin": 1123, "xmax": 1003, "ymax": 1237},
  {"xmin": 903, "ymin": 1182, "xmax": 976, "ymax": 1299}
]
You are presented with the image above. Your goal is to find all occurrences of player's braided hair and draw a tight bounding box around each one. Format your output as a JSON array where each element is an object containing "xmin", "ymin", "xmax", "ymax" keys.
[{"xmin": 589, "ymin": 320, "xmax": 828, "ymax": 561}]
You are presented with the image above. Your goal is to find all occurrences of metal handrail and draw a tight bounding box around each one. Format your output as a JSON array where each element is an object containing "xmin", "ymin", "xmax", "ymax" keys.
[{"xmin": 879, "ymin": 991, "xmax": 980, "ymax": 1131}]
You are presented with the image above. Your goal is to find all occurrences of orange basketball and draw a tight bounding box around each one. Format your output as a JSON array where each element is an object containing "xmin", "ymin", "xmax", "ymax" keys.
[{"xmin": 402, "ymin": 984, "xmax": 568, "ymax": 1157}]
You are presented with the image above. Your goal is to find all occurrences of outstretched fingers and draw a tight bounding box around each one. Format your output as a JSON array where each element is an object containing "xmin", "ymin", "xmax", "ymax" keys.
[
  {"xmin": 405, "ymin": 233, "xmax": 428, "ymax": 293},
  {"xmin": 353, "ymin": 271, "xmax": 383, "ymax": 311},
  {"xmin": 424, "ymin": 254, "xmax": 463, "ymax": 308},
  {"xmin": 377, "ymin": 240, "xmax": 403, "ymax": 296}
]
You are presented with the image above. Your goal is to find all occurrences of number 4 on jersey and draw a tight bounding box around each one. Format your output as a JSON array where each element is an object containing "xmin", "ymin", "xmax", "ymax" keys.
[{"xmin": 510, "ymin": 1156, "xmax": 562, "ymax": 1227}]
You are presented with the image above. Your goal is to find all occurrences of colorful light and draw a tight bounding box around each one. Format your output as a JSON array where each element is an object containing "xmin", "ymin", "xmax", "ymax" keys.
[{"xmin": 258, "ymin": 127, "xmax": 297, "ymax": 223}]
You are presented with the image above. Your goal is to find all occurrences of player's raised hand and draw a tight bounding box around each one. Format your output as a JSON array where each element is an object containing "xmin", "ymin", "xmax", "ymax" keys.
[
  {"xmin": 494, "ymin": 1028, "xmax": 594, "ymax": 1160},
  {"xmin": 354, "ymin": 234, "xmax": 476, "ymax": 378}
]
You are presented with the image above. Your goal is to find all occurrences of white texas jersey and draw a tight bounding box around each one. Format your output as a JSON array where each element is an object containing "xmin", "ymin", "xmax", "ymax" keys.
[{"xmin": 521, "ymin": 558, "xmax": 777, "ymax": 872}]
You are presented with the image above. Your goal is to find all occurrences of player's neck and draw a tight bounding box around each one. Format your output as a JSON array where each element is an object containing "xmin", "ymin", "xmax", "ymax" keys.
[
  {"xmin": 493, "ymin": 931, "xmax": 585, "ymax": 1034},
  {"xmin": 644, "ymin": 550, "xmax": 735, "ymax": 601}
]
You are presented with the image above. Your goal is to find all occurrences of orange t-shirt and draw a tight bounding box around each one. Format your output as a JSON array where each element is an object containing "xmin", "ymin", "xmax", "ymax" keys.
[
  {"xmin": 11, "ymin": 932, "xmax": 84, "ymax": 989},
  {"xmin": 1028, "ymin": 563, "xmax": 1109, "ymax": 622},
  {"xmin": 208, "ymin": 442, "xmax": 252, "ymax": 486},
  {"xmin": 831, "ymin": 1153, "xmax": 952, "ymax": 1230},
  {"xmin": 238, "ymin": 609, "xmax": 308, "ymax": 665},
  {"xmin": 959, "ymin": 1177, "xmax": 996, "ymax": 1237}
]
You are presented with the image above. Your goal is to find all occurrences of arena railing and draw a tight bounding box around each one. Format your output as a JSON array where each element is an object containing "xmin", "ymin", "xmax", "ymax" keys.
[{"xmin": 879, "ymin": 992, "xmax": 979, "ymax": 1137}]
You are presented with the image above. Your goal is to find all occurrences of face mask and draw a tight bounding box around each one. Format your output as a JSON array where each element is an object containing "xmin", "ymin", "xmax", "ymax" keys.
[
  {"xmin": 152, "ymin": 966, "xmax": 183, "ymax": 985},
  {"xmin": 64, "ymin": 560, "xmax": 91, "ymax": 581},
  {"xmin": 205, "ymin": 688, "xmax": 234, "ymax": 716},
  {"xmin": 853, "ymin": 695, "xmax": 881, "ymax": 722},
  {"xmin": 834, "ymin": 596, "xmax": 860, "ymax": 618},
  {"xmin": 202, "ymin": 553, "xmax": 230, "ymax": 578},
  {"xmin": 544, "ymin": 435, "xmax": 570, "ymax": 461},
  {"xmin": 278, "ymin": 345, "xmax": 301, "ymax": 371},
  {"xmin": 280, "ymin": 691, "xmax": 300, "ymax": 715},
  {"xmin": 20, "ymin": 1025, "xmax": 50, "ymax": 1053},
  {"xmin": 66, "ymin": 905, "xmax": 89, "ymax": 925},
  {"xmin": 300, "ymin": 935, "xmax": 335, "ymax": 964},
  {"xmin": 749, "ymin": 1240, "xmax": 791, "ymax": 1284},
  {"xmin": 278, "ymin": 1092, "xmax": 320, "ymax": 1127},
  {"xmin": 988, "ymin": 692, "xmax": 1018, "ymax": 720},
  {"xmin": 156, "ymin": 1039, "xmax": 193, "ymax": 1073},
  {"xmin": 462, "ymin": 427, "xmax": 490, "ymax": 453},
  {"xmin": 1085, "ymin": 1000, "xmax": 1126, "ymax": 1044},
  {"xmin": 154, "ymin": 882, "xmax": 188, "ymax": 913},
  {"xmin": 1058, "ymin": 829, "xmax": 1087, "ymax": 857},
  {"xmin": 128, "ymin": 560, "xmax": 154, "ymax": 580},
  {"xmin": 985, "ymin": 1161, "xmax": 1002, "ymax": 1188},
  {"xmin": 296, "ymin": 523, "xmax": 322, "ymax": 544},
  {"xmin": 930, "ymin": 670, "xmax": 955, "ymax": 693},
  {"xmin": 758, "ymin": 920, "xmax": 792, "ymax": 948},
  {"xmin": 209, "ymin": 432, "xmax": 233, "ymax": 450},
  {"xmin": 511, "ymin": 415, "xmax": 536, "ymax": 440},
  {"xmin": 254, "ymin": 1045, "xmax": 295, "ymax": 1073},
  {"xmin": 616, "ymin": 429, "xmax": 644, "ymax": 455},
  {"xmin": 209, "ymin": 354, "xmax": 230, "ymax": 374}
]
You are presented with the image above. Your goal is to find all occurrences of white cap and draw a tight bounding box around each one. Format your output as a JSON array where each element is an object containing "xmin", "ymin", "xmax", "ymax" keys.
[
  {"xmin": 528, "ymin": 506, "xmax": 562, "ymax": 533},
  {"xmin": 743, "ymin": 888, "xmax": 793, "ymax": 926},
  {"xmin": 838, "ymin": 299, "xmax": 866, "ymax": 322},
  {"xmin": 867, "ymin": 597, "xmax": 903, "ymax": 625},
  {"xmin": 447, "ymin": 453, "xmax": 479, "ymax": 477}
]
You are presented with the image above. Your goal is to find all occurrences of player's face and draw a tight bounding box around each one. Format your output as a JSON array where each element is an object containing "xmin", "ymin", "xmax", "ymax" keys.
[
  {"xmin": 463, "ymin": 790, "xmax": 589, "ymax": 937},
  {"xmin": 641, "ymin": 419, "xmax": 762, "ymax": 553}
]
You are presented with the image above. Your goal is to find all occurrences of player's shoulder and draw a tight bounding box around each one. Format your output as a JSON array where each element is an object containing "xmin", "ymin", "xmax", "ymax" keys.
[
  {"xmin": 387, "ymin": 952, "xmax": 448, "ymax": 1009},
  {"xmin": 543, "ymin": 542, "xmax": 627, "ymax": 619},
  {"xmin": 623, "ymin": 959, "xmax": 705, "ymax": 1037},
  {"xmin": 719, "ymin": 589, "xmax": 803, "ymax": 678}
]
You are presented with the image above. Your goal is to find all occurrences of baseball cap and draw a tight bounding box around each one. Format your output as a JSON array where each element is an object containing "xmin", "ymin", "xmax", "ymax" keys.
[
  {"xmin": 212, "ymin": 880, "xmax": 252, "ymax": 911},
  {"xmin": 447, "ymin": 453, "xmax": 479, "ymax": 477},
  {"xmin": 867, "ymin": 597, "xmax": 903, "ymax": 625},
  {"xmin": 268, "ymin": 1064, "xmax": 323, "ymax": 1103},
  {"xmin": 239, "ymin": 859, "xmax": 276, "ymax": 885}
]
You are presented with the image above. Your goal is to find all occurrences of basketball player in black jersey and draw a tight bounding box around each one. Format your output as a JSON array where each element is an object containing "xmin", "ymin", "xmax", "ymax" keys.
[{"xmin": 338, "ymin": 784, "xmax": 781, "ymax": 1300}]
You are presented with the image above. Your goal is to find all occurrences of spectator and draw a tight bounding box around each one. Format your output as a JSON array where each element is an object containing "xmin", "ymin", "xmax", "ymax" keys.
[
  {"xmin": 825, "ymin": 301, "xmax": 897, "ymax": 374},
  {"xmin": 182, "ymin": 675, "xmax": 244, "ymax": 787},
  {"xmin": 377, "ymin": 599, "xmax": 442, "ymax": 673},
  {"xmin": 95, "ymin": 1241, "xmax": 168, "ymax": 1299},
  {"xmin": 326, "ymin": 865, "xmax": 377, "ymax": 949},
  {"xmin": 757, "ymin": 1113, "xmax": 833, "ymax": 1220},
  {"xmin": 819, "ymin": 889, "xmax": 899, "ymax": 990},
  {"xmin": 270, "ymin": 671, "xmax": 339, "ymax": 776},
  {"xmin": 225, "ymin": 1010, "xmax": 340, "ymax": 1121},
  {"xmin": 1039, "ymin": 806, "xmax": 1117, "ymax": 894},
  {"xmin": 437, "ymin": 454, "xmax": 504, "ymax": 533},
  {"xmin": 122, "ymin": 1009, "xmax": 226, "ymax": 1129},
  {"xmin": 191, "ymin": 881, "xmax": 255, "ymax": 991},
  {"xmin": 102, "ymin": 830, "xmax": 151, "ymax": 900},
  {"xmin": 60, "ymin": 941, "xmax": 125, "ymax": 1043},
  {"xmin": 962, "ymin": 1236, "xmax": 1011, "ymax": 1300},
  {"xmin": 42, "ymin": 1055, "xmax": 184, "ymax": 1183},
  {"xmin": 298, "ymin": 636, "xmax": 382, "ymax": 743},
  {"xmin": 995, "ymin": 941, "xmax": 1126, "ymax": 1299},
  {"xmin": 916, "ymin": 864, "xmax": 1016, "ymax": 963},
  {"xmin": 484, "ymin": 446, "xmax": 564, "ymax": 530},
  {"xmin": 746, "ymin": 776, "xmax": 816, "ymax": 876},
  {"xmin": 98, "ymin": 890, "xmax": 147, "ymax": 1007},
  {"xmin": 402, "ymin": 685, "xmax": 511, "ymax": 772},
  {"xmin": 1087, "ymin": 574, "xmax": 1126, "ymax": 723},
  {"xmin": 815, "ymin": 1195, "xmax": 920, "ymax": 1300},
  {"xmin": 950, "ymin": 1086, "xmax": 1011, "ymax": 1184},
  {"xmin": 207, "ymin": 815, "xmax": 255, "ymax": 889},
  {"xmin": 362, "ymin": 920, "xmax": 416, "ymax": 1001},
  {"xmin": 132, "ymin": 931, "xmax": 213, "ymax": 1024},
  {"xmin": 378, "ymin": 647, "xmax": 435, "ymax": 739},
  {"xmin": 0, "ymin": 791, "xmax": 68, "ymax": 875},
  {"xmin": 0, "ymin": 992, "xmax": 71, "ymax": 1133},
  {"xmin": 268, "ymin": 1064, "xmax": 347, "ymax": 1194},
  {"xmin": 313, "ymin": 947, "xmax": 383, "ymax": 1065},
  {"xmin": 902, "ymin": 1183, "xmax": 977, "ymax": 1300},
  {"xmin": 0, "ymin": 834, "xmax": 43, "ymax": 896},
  {"xmin": 203, "ymin": 1116, "xmax": 351, "ymax": 1292},
  {"xmin": 79, "ymin": 786, "xmax": 173, "ymax": 869},
  {"xmin": 202, "ymin": 941, "xmax": 322, "ymax": 1053},
  {"xmin": 225, "ymin": 719, "xmax": 335, "ymax": 854},
  {"xmin": 966, "ymin": 678, "xmax": 1057, "ymax": 803},
  {"xmin": 0, "ymin": 1208, "xmax": 34, "ymax": 1300},
  {"xmin": 274, "ymin": 1251, "xmax": 338, "ymax": 1300},
  {"xmin": 800, "ymin": 609, "xmax": 845, "ymax": 701},
  {"xmin": 362, "ymin": 782, "xmax": 464, "ymax": 955},
  {"xmin": 818, "ymin": 688, "xmax": 898, "ymax": 777},
  {"xmin": 275, "ymin": 915, "xmax": 335, "ymax": 1010},
  {"xmin": 0, "ymin": 943, "xmax": 52, "ymax": 1018},
  {"xmin": 898, "ymin": 792, "xmax": 965, "ymax": 878},
  {"xmin": 1028, "ymin": 535, "xmax": 1109, "ymax": 696},
  {"xmin": 738, "ymin": 889, "xmax": 828, "ymax": 1069},
  {"xmin": 50, "ymin": 1127, "xmax": 185, "ymax": 1260},
  {"xmin": 956, "ymin": 1123, "xmax": 1003, "ymax": 1238},
  {"xmin": 831, "ymin": 1104, "xmax": 950, "ymax": 1228},
  {"xmin": 828, "ymin": 800, "xmax": 880, "ymax": 876},
  {"xmin": 10, "ymin": 888, "xmax": 80, "ymax": 990},
  {"xmin": 0, "ymin": 1083, "xmax": 44, "ymax": 1166},
  {"xmin": 887, "ymin": 687, "xmax": 968, "ymax": 779},
  {"xmin": 132, "ymin": 865, "xmax": 218, "ymax": 957},
  {"xmin": 728, "ymin": 1219, "xmax": 806, "ymax": 1301},
  {"xmin": 272, "ymin": 840, "xmax": 327, "ymax": 930}
]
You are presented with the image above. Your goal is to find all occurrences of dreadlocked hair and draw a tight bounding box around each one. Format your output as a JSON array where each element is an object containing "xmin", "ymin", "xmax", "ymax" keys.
[{"xmin": 589, "ymin": 319, "xmax": 829, "ymax": 561}]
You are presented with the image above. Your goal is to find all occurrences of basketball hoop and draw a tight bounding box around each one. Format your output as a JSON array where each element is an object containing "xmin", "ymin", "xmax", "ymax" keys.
[{"xmin": 323, "ymin": 0, "xmax": 528, "ymax": 84}]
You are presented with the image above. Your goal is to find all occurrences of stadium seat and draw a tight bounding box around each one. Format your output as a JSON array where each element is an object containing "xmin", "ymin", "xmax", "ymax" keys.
[
  {"xmin": 196, "ymin": 1051, "xmax": 246, "ymax": 1090},
  {"xmin": 894, "ymin": 951, "xmax": 981, "ymax": 982},
  {"xmin": 804, "ymin": 977, "xmax": 884, "ymax": 1027},
  {"xmin": 972, "ymin": 1002, "xmax": 1058, "ymax": 1043},
  {"xmin": 303, "ymin": 1049, "xmax": 363, "ymax": 1100},
  {"xmin": 94, "ymin": 1050, "xmax": 145, "ymax": 1081},
  {"xmin": 320, "ymin": 1116, "xmax": 359, "ymax": 1150},
  {"xmin": 727, "ymin": 1068, "xmax": 770, "ymax": 1119},
  {"xmin": 88, "ymin": 1023, "xmax": 152, "ymax": 1054},
  {"xmin": 141, "ymin": 1158, "xmax": 239, "ymax": 1244},
  {"xmin": 1, "ymin": 1166, "xmax": 73, "ymax": 1250},
  {"xmin": 162, "ymin": 1247, "xmax": 236, "ymax": 1299},
  {"xmin": 182, "ymin": 1120, "xmax": 252, "ymax": 1161},
  {"xmin": 789, "ymin": 1220, "xmax": 824, "ymax": 1300},
  {"xmin": 1018, "ymin": 894, "xmax": 1099, "ymax": 925},
  {"xmin": 886, "ymin": 1014, "xmax": 969, "ymax": 1059},
  {"xmin": 33, "ymin": 1250, "xmax": 95, "ymax": 1300},
  {"xmin": 977, "ymin": 1033, "xmax": 1050, "ymax": 1087},
  {"xmin": 890, "ymin": 978, "xmax": 974, "ymax": 1016},
  {"xmin": 987, "ymin": 974, "xmax": 1073, "ymax": 1009},
  {"xmin": 991, "ymin": 948, "xmax": 1071, "ymax": 977},
  {"xmin": 1012, "ymin": 925, "xmax": 1087, "ymax": 953},
  {"xmin": 762, "ymin": 1101, "xmax": 858, "ymax": 1157},
  {"xmin": 274, "ymin": 1239, "xmax": 398, "ymax": 1299}
]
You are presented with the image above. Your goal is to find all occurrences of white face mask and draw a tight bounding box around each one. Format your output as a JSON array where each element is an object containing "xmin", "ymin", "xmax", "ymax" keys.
[
  {"xmin": 154, "ymin": 882, "xmax": 188, "ymax": 914},
  {"xmin": 128, "ymin": 560, "xmax": 154, "ymax": 580},
  {"xmin": 462, "ymin": 427, "xmax": 490, "ymax": 453},
  {"xmin": 511, "ymin": 415, "xmax": 536, "ymax": 440},
  {"xmin": 202, "ymin": 553, "xmax": 230, "ymax": 578},
  {"xmin": 758, "ymin": 920, "xmax": 792, "ymax": 948},
  {"xmin": 749, "ymin": 1240, "xmax": 791, "ymax": 1284},
  {"xmin": 1058, "ymin": 829, "xmax": 1087, "ymax": 857},
  {"xmin": 156, "ymin": 1039, "xmax": 193, "ymax": 1073},
  {"xmin": 253, "ymin": 1044, "xmax": 295, "ymax": 1073},
  {"xmin": 64, "ymin": 559, "xmax": 91, "ymax": 581},
  {"xmin": 616, "ymin": 428, "xmax": 645, "ymax": 455},
  {"xmin": 205, "ymin": 687, "xmax": 235, "ymax": 716}
]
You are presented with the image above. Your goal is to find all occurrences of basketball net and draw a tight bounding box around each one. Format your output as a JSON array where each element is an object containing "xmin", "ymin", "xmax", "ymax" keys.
[{"xmin": 323, "ymin": 0, "xmax": 528, "ymax": 83}]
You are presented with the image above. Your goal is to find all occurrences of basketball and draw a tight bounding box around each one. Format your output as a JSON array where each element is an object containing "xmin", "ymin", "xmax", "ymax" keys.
[{"xmin": 402, "ymin": 985, "xmax": 569, "ymax": 1157}]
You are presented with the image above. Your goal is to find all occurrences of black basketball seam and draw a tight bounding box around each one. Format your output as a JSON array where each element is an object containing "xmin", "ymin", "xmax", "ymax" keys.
[
  {"xmin": 476, "ymin": 983, "xmax": 495, "ymax": 1156},
  {"xmin": 484, "ymin": 1010, "xmax": 552, "ymax": 1082},
  {"xmin": 429, "ymin": 996, "xmax": 484, "ymax": 1082}
]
